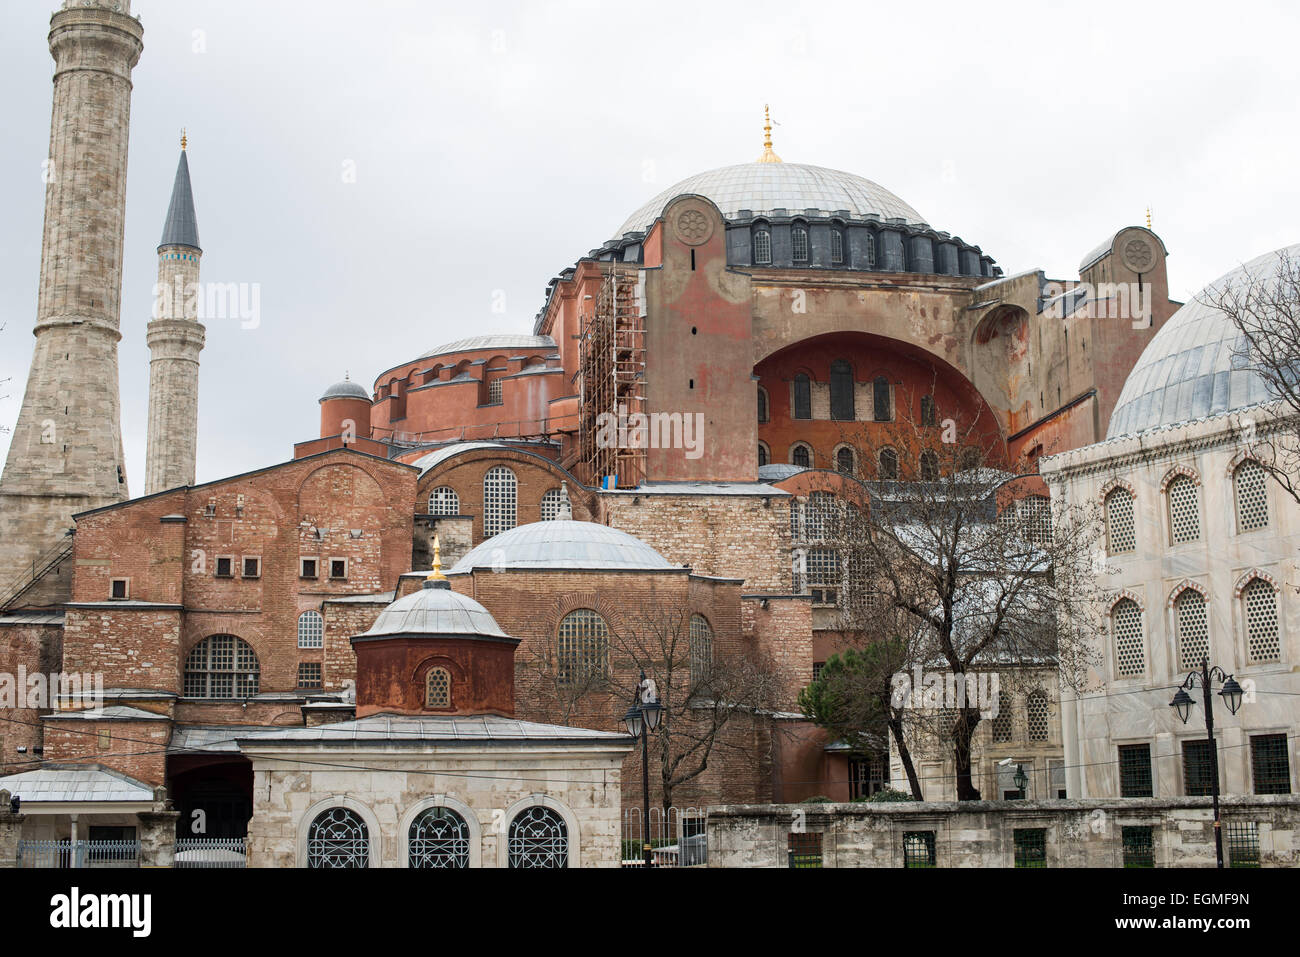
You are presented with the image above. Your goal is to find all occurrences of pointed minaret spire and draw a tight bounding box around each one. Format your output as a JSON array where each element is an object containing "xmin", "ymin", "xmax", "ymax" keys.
[
  {"xmin": 757, "ymin": 104, "xmax": 782, "ymax": 164},
  {"xmin": 144, "ymin": 140, "xmax": 207, "ymax": 495}
]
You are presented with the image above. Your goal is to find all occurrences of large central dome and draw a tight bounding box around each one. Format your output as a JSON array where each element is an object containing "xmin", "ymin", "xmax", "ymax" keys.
[{"xmin": 615, "ymin": 161, "xmax": 928, "ymax": 238}]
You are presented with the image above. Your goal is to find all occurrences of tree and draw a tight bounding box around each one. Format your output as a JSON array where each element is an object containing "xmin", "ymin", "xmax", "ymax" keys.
[
  {"xmin": 804, "ymin": 409, "xmax": 1104, "ymax": 801},
  {"xmin": 1209, "ymin": 247, "xmax": 1300, "ymax": 503}
]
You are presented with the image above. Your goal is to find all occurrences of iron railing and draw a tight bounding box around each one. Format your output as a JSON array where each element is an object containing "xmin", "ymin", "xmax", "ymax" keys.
[
  {"xmin": 620, "ymin": 806, "xmax": 707, "ymax": 867},
  {"xmin": 173, "ymin": 837, "xmax": 248, "ymax": 868},
  {"xmin": 17, "ymin": 839, "xmax": 139, "ymax": 868}
]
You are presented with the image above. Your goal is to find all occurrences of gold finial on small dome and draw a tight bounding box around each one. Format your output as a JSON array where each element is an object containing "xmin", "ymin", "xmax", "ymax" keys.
[
  {"xmin": 181, "ymin": 128, "xmax": 187, "ymax": 151},
  {"xmin": 757, "ymin": 104, "xmax": 782, "ymax": 164},
  {"xmin": 427, "ymin": 534, "xmax": 447, "ymax": 581},
  {"xmin": 1146, "ymin": 206, "xmax": 1152, "ymax": 229}
]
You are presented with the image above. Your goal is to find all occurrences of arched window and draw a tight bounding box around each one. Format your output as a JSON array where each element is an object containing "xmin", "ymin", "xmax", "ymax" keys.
[
  {"xmin": 1026, "ymin": 691, "xmax": 1049, "ymax": 742},
  {"xmin": 689, "ymin": 614, "xmax": 713, "ymax": 685},
  {"xmin": 508, "ymin": 806, "xmax": 568, "ymax": 868},
  {"xmin": 865, "ymin": 233, "xmax": 877, "ymax": 268},
  {"xmin": 791, "ymin": 443, "xmax": 812, "ymax": 469},
  {"xmin": 1112, "ymin": 598, "xmax": 1145, "ymax": 677},
  {"xmin": 1234, "ymin": 459, "xmax": 1269, "ymax": 532},
  {"xmin": 1105, "ymin": 487, "xmax": 1136, "ymax": 554},
  {"xmin": 830, "ymin": 359, "xmax": 855, "ymax": 421},
  {"xmin": 830, "ymin": 228, "xmax": 844, "ymax": 265},
  {"xmin": 1242, "ymin": 578, "xmax": 1280, "ymax": 663},
  {"xmin": 757, "ymin": 387, "xmax": 769, "ymax": 423},
  {"xmin": 184, "ymin": 635, "xmax": 260, "ymax": 699},
  {"xmin": 1167, "ymin": 475, "xmax": 1201, "ymax": 544},
  {"xmin": 991, "ymin": 692, "xmax": 1013, "ymax": 743},
  {"xmin": 426, "ymin": 667, "xmax": 451, "ymax": 708},
  {"xmin": 483, "ymin": 466, "xmax": 517, "ymax": 538},
  {"xmin": 428, "ymin": 486, "xmax": 459, "ymax": 516},
  {"xmin": 408, "ymin": 807, "xmax": 470, "ymax": 869},
  {"xmin": 792, "ymin": 374, "xmax": 812, "ymax": 420},
  {"xmin": 297, "ymin": 611, "xmax": 324, "ymax": 649},
  {"xmin": 836, "ymin": 446, "xmax": 855, "ymax": 475},
  {"xmin": 307, "ymin": 807, "xmax": 369, "ymax": 869},
  {"xmin": 791, "ymin": 225, "xmax": 809, "ymax": 263},
  {"xmin": 557, "ymin": 609, "xmax": 609, "ymax": 686},
  {"xmin": 753, "ymin": 227, "xmax": 772, "ymax": 265},
  {"xmin": 879, "ymin": 448, "xmax": 899, "ymax": 481},
  {"xmin": 539, "ymin": 488, "xmax": 564, "ymax": 521},
  {"xmin": 757, "ymin": 443, "xmax": 769, "ymax": 468},
  {"xmin": 1174, "ymin": 588, "xmax": 1209, "ymax": 672},
  {"xmin": 919, "ymin": 450, "xmax": 939, "ymax": 482},
  {"xmin": 873, "ymin": 376, "xmax": 892, "ymax": 422}
]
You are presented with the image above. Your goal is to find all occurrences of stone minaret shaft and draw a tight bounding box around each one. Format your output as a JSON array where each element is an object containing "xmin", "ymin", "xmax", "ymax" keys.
[
  {"xmin": 145, "ymin": 146, "xmax": 205, "ymax": 495},
  {"xmin": 0, "ymin": 1, "xmax": 142, "ymax": 601}
]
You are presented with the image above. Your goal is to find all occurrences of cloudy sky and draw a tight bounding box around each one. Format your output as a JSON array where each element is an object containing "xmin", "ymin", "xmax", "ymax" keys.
[{"xmin": 1, "ymin": 0, "xmax": 1297, "ymax": 485}]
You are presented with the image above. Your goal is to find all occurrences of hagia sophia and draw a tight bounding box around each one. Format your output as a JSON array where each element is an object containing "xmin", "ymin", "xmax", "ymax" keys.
[{"xmin": 1, "ymin": 0, "xmax": 1295, "ymax": 868}]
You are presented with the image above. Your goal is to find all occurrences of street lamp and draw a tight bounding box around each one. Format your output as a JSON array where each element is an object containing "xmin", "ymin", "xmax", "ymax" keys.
[
  {"xmin": 620, "ymin": 670, "xmax": 662, "ymax": 867},
  {"xmin": 1013, "ymin": 763, "xmax": 1028, "ymax": 800},
  {"xmin": 1169, "ymin": 656, "xmax": 1244, "ymax": 868}
]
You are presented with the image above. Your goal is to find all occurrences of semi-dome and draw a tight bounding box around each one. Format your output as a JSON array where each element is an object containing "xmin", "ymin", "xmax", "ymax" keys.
[
  {"xmin": 319, "ymin": 378, "xmax": 371, "ymax": 402},
  {"xmin": 358, "ymin": 580, "xmax": 510, "ymax": 639},
  {"xmin": 417, "ymin": 334, "xmax": 556, "ymax": 362},
  {"xmin": 1107, "ymin": 243, "xmax": 1299, "ymax": 438},
  {"xmin": 615, "ymin": 161, "xmax": 928, "ymax": 238},
  {"xmin": 450, "ymin": 520, "xmax": 675, "ymax": 573}
]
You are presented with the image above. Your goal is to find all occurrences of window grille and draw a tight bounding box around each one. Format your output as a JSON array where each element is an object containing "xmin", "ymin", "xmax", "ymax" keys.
[
  {"xmin": 428, "ymin": 486, "xmax": 459, "ymax": 516},
  {"xmin": 1224, "ymin": 821, "xmax": 1260, "ymax": 868},
  {"xmin": 1234, "ymin": 458, "xmax": 1269, "ymax": 532},
  {"xmin": 1175, "ymin": 589, "xmax": 1210, "ymax": 672},
  {"xmin": 792, "ymin": 226, "xmax": 809, "ymax": 263},
  {"xmin": 483, "ymin": 466, "xmax": 517, "ymax": 538},
  {"xmin": 689, "ymin": 615, "xmax": 713, "ymax": 686},
  {"xmin": 557, "ymin": 609, "xmax": 609, "ymax": 686},
  {"xmin": 487, "ymin": 378, "xmax": 503, "ymax": 405},
  {"xmin": 540, "ymin": 488, "xmax": 564, "ymax": 521},
  {"xmin": 1020, "ymin": 495, "xmax": 1052, "ymax": 544},
  {"xmin": 1118, "ymin": 743, "xmax": 1153, "ymax": 797},
  {"xmin": 1105, "ymin": 488, "xmax": 1136, "ymax": 553},
  {"xmin": 849, "ymin": 753, "xmax": 889, "ymax": 799},
  {"xmin": 1243, "ymin": 579, "xmax": 1280, "ymax": 663},
  {"xmin": 1112, "ymin": 599, "xmax": 1145, "ymax": 677},
  {"xmin": 1122, "ymin": 826, "xmax": 1155, "ymax": 868},
  {"xmin": 753, "ymin": 228, "xmax": 772, "ymax": 265},
  {"xmin": 307, "ymin": 808, "xmax": 369, "ymax": 868},
  {"xmin": 1250, "ymin": 734, "xmax": 1291, "ymax": 794},
  {"xmin": 806, "ymin": 548, "xmax": 841, "ymax": 606},
  {"xmin": 297, "ymin": 662, "xmax": 322, "ymax": 689},
  {"xmin": 991, "ymin": 693, "xmax": 1012, "ymax": 742},
  {"xmin": 1026, "ymin": 691, "xmax": 1050, "ymax": 741},
  {"xmin": 409, "ymin": 807, "xmax": 470, "ymax": 868},
  {"xmin": 298, "ymin": 611, "xmax": 324, "ymax": 649},
  {"xmin": 184, "ymin": 635, "xmax": 260, "ymax": 699},
  {"xmin": 426, "ymin": 667, "xmax": 451, "ymax": 708},
  {"xmin": 1182, "ymin": 739, "xmax": 1217, "ymax": 797},
  {"xmin": 1013, "ymin": 829, "xmax": 1047, "ymax": 868},
  {"xmin": 787, "ymin": 832, "xmax": 823, "ymax": 868},
  {"xmin": 1167, "ymin": 476, "xmax": 1201, "ymax": 544},
  {"xmin": 902, "ymin": 831, "xmax": 935, "ymax": 868},
  {"xmin": 508, "ymin": 807, "xmax": 568, "ymax": 868}
]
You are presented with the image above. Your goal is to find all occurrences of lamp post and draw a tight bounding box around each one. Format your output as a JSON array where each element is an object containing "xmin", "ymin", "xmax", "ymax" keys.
[
  {"xmin": 621, "ymin": 670, "xmax": 663, "ymax": 868},
  {"xmin": 1169, "ymin": 656, "xmax": 1245, "ymax": 869},
  {"xmin": 1013, "ymin": 763, "xmax": 1028, "ymax": 800}
]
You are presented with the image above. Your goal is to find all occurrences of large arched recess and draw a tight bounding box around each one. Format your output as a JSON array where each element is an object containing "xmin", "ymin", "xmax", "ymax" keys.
[{"xmin": 754, "ymin": 331, "xmax": 1007, "ymax": 477}]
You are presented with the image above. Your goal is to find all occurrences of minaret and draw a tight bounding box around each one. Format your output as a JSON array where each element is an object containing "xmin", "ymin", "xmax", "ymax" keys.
[
  {"xmin": 0, "ymin": 1, "xmax": 143, "ymax": 604},
  {"xmin": 144, "ymin": 135, "xmax": 206, "ymax": 495}
]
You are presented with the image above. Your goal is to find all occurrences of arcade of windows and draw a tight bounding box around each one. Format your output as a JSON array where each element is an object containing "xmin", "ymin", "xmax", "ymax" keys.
[{"xmin": 749, "ymin": 223, "xmax": 882, "ymax": 270}]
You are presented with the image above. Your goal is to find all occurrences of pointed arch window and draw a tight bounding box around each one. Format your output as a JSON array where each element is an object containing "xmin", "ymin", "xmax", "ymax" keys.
[
  {"xmin": 1234, "ymin": 459, "xmax": 1269, "ymax": 532},
  {"xmin": 1104, "ymin": 487, "xmax": 1136, "ymax": 554},
  {"xmin": 1167, "ymin": 475, "xmax": 1200, "ymax": 544},
  {"xmin": 1026, "ymin": 691, "xmax": 1050, "ymax": 742},
  {"xmin": 991, "ymin": 693, "xmax": 1013, "ymax": 743},
  {"xmin": 1174, "ymin": 588, "xmax": 1210, "ymax": 672},
  {"xmin": 1112, "ymin": 598, "xmax": 1145, "ymax": 677},
  {"xmin": 1243, "ymin": 578, "xmax": 1280, "ymax": 663}
]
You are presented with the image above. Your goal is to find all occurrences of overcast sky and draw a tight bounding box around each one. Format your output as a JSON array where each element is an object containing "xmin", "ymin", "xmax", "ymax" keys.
[{"xmin": 1, "ymin": 0, "xmax": 1297, "ymax": 486}]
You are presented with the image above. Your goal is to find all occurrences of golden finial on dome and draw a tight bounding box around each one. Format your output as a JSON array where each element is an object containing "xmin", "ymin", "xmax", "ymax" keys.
[
  {"xmin": 757, "ymin": 104, "xmax": 782, "ymax": 164},
  {"xmin": 181, "ymin": 128, "xmax": 187, "ymax": 151},
  {"xmin": 1146, "ymin": 206, "xmax": 1152, "ymax": 229},
  {"xmin": 427, "ymin": 534, "xmax": 447, "ymax": 581}
]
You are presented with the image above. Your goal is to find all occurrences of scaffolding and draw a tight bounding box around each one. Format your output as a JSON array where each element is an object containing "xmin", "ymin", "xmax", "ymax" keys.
[{"xmin": 577, "ymin": 263, "xmax": 646, "ymax": 488}]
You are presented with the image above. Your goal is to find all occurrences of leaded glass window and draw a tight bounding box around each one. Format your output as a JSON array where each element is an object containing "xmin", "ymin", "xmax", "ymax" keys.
[
  {"xmin": 408, "ymin": 807, "xmax": 470, "ymax": 868},
  {"xmin": 426, "ymin": 667, "xmax": 451, "ymax": 708},
  {"xmin": 557, "ymin": 609, "xmax": 608, "ymax": 686},
  {"xmin": 1105, "ymin": 488, "xmax": 1136, "ymax": 554},
  {"xmin": 184, "ymin": 634, "xmax": 260, "ymax": 699},
  {"xmin": 991, "ymin": 692, "xmax": 1013, "ymax": 743},
  {"xmin": 298, "ymin": 611, "xmax": 324, "ymax": 649},
  {"xmin": 1026, "ymin": 691, "xmax": 1050, "ymax": 742},
  {"xmin": 508, "ymin": 806, "xmax": 568, "ymax": 868},
  {"xmin": 753, "ymin": 228, "xmax": 772, "ymax": 265},
  {"xmin": 307, "ymin": 807, "xmax": 369, "ymax": 868},
  {"xmin": 1175, "ymin": 589, "xmax": 1210, "ymax": 672},
  {"xmin": 1112, "ymin": 599, "xmax": 1145, "ymax": 677},
  {"xmin": 483, "ymin": 466, "xmax": 517, "ymax": 538},
  {"xmin": 428, "ymin": 486, "xmax": 459, "ymax": 516},
  {"xmin": 1167, "ymin": 475, "xmax": 1201, "ymax": 544},
  {"xmin": 1234, "ymin": 459, "xmax": 1269, "ymax": 532},
  {"xmin": 1243, "ymin": 578, "xmax": 1280, "ymax": 663},
  {"xmin": 487, "ymin": 378, "xmax": 503, "ymax": 405},
  {"xmin": 792, "ymin": 226, "xmax": 809, "ymax": 263}
]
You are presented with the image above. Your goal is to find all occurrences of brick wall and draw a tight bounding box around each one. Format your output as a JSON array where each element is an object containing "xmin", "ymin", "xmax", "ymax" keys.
[{"xmin": 42, "ymin": 717, "xmax": 171, "ymax": 788}]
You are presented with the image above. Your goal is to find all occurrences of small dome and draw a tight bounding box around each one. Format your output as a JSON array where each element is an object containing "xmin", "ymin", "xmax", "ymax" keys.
[
  {"xmin": 320, "ymin": 379, "xmax": 371, "ymax": 402},
  {"xmin": 450, "ymin": 520, "xmax": 674, "ymax": 573},
  {"xmin": 615, "ymin": 161, "xmax": 927, "ymax": 238},
  {"xmin": 359, "ymin": 582, "xmax": 509, "ymax": 639},
  {"xmin": 1107, "ymin": 243, "xmax": 1298, "ymax": 438}
]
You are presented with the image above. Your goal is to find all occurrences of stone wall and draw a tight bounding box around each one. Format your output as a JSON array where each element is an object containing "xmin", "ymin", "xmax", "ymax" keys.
[{"xmin": 708, "ymin": 796, "xmax": 1300, "ymax": 867}]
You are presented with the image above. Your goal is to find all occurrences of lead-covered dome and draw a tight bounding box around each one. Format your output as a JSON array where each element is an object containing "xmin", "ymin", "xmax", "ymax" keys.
[
  {"xmin": 320, "ymin": 379, "xmax": 370, "ymax": 402},
  {"xmin": 1107, "ymin": 243, "xmax": 1299, "ymax": 438},
  {"xmin": 615, "ymin": 162, "xmax": 928, "ymax": 238},
  {"xmin": 359, "ymin": 580, "xmax": 509, "ymax": 639},
  {"xmin": 451, "ymin": 520, "xmax": 675, "ymax": 573}
]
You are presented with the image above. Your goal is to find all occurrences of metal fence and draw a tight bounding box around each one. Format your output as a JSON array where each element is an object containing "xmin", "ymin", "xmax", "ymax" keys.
[
  {"xmin": 17, "ymin": 839, "xmax": 140, "ymax": 869},
  {"xmin": 621, "ymin": 806, "xmax": 707, "ymax": 867},
  {"xmin": 174, "ymin": 838, "xmax": 248, "ymax": 868}
]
